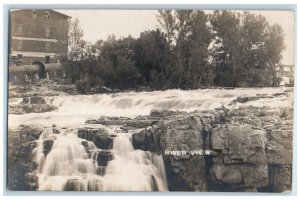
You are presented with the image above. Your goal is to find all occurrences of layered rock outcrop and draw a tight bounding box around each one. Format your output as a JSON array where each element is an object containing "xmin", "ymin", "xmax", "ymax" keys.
[
  {"xmin": 9, "ymin": 96, "xmax": 57, "ymax": 114},
  {"xmin": 77, "ymin": 128, "xmax": 114, "ymax": 149},
  {"xmin": 132, "ymin": 106, "xmax": 293, "ymax": 192},
  {"xmin": 7, "ymin": 125, "xmax": 44, "ymax": 190}
]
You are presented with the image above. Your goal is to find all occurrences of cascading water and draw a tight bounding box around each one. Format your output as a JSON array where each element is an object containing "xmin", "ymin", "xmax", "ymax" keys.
[
  {"xmin": 10, "ymin": 87, "xmax": 293, "ymax": 191},
  {"xmin": 33, "ymin": 128, "xmax": 168, "ymax": 191},
  {"xmin": 9, "ymin": 88, "xmax": 291, "ymax": 128}
]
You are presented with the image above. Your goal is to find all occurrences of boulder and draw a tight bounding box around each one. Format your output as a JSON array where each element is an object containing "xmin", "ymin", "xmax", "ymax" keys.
[
  {"xmin": 9, "ymin": 104, "xmax": 57, "ymax": 114},
  {"xmin": 210, "ymin": 163, "xmax": 268, "ymax": 188},
  {"xmin": 77, "ymin": 128, "xmax": 113, "ymax": 149},
  {"xmin": 93, "ymin": 150, "xmax": 114, "ymax": 166},
  {"xmin": 19, "ymin": 125, "xmax": 44, "ymax": 142},
  {"xmin": 43, "ymin": 139, "xmax": 54, "ymax": 156},
  {"xmin": 268, "ymin": 164, "xmax": 292, "ymax": 192},
  {"xmin": 19, "ymin": 141, "xmax": 37, "ymax": 154},
  {"xmin": 211, "ymin": 123, "xmax": 268, "ymax": 164},
  {"xmin": 30, "ymin": 96, "xmax": 46, "ymax": 104},
  {"xmin": 86, "ymin": 116, "xmax": 154, "ymax": 129},
  {"xmin": 23, "ymin": 97, "xmax": 30, "ymax": 104}
]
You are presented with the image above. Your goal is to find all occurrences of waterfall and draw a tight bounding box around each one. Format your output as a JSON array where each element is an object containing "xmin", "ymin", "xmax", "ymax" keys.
[
  {"xmin": 47, "ymin": 87, "xmax": 288, "ymax": 117},
  {"xmin": 9, "ymin": 87, "xmax": 291, "ymax": 129},
  {"xmin": 34, "ymin": 128, "xmax": 168, "ymax": 191},
  {"xmin": 48, "ymin": 89, "xmax": 239, "ymax": 117}
]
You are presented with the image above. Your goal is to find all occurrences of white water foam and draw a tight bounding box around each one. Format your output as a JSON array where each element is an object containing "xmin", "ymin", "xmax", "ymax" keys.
[
  {"xmin": 34, "ymin": 129, "xmax": 168, "ymax": 191},
  {"xmin": 9, "ymin": 87, "xmax": 293, "ymax": 128}
]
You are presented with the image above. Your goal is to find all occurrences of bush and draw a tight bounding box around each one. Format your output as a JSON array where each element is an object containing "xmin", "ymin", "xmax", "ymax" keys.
[
  {"xmin": 76, "ymin": 80, "xmax": 90, "ymax": 94},
  {"xmin": 75, "ymin": 78, "xmax": 104, "ymax": 94}
]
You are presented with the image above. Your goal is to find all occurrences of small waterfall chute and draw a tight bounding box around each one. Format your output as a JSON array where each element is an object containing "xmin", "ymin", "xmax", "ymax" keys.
[{"xmin": 34, "ymin": 128, "xmax": 168, "ymax": 191}]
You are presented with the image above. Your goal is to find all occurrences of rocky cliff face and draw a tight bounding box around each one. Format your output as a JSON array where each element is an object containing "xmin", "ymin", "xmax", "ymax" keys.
[
  {"xmin": 132, "ymin": 106, "xmax": 293, "ymax": 192},
  {"xmin": 7, "ymin": 125, "xmax": 44, "ymax": 190}
]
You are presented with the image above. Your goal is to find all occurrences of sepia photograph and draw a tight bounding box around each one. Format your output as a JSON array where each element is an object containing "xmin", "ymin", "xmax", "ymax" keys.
[{"xmin": 6, "ymin": 8, "xmax": 294, "ymax": 192}]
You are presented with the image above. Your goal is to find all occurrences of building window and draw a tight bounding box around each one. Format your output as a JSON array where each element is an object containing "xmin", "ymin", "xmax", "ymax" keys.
[
  {"xmin": 45, "ymin": 11, "xmax": 50, "ymax": 21},
  {"xmin": 46, "ymin": 26, "xmax": 50, "ymax": 38},
  {"xmin": 32, "ymin": 9, "xmax": 37, "ymax": 19},
  {"xmin": 46, "ymin": 42, "xmax": 50, "ymax": 51},
  {"xmin": 17, "ymin": 24, "xmax": 22, "ymax": 36},
  {"xmin": 17, "ymin": 41, "xmax": 22, "ymax": 51},
  {"xmin": 45, "ymin": 56, "xmax": 50, "ymax": 64}
]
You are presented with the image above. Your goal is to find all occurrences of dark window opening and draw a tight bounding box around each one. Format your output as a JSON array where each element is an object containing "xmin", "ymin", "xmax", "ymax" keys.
[
  {"xmin": 45, "ymin": 11, "xmax": 50, "ymax": 21},
  {"xmin": 46, "ymin": 26, "xmax": 50, "ymax": 37},
  {"xmin": 46, "ymin": 42, "xmax": 50, "ymax": 52},
  {"xmin": 17, "ymin": 24, "xmax": 22, "ymax": 36},
  {"xmin": 17, "ymin": 41, "xmax": 22, "ymax": 51},
  {"xmin": 45, "ymin": 56, "xmax": 50, "ymax": 64},
  {"xmin": 32, "ymin": 10, "xmax": 37, "ymax": 19}
]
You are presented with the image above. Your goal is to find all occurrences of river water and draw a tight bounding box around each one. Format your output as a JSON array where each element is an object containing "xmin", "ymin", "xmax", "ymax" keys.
[
  {"xmin": 33, "ymin": 128, "xmax": 168, "ymax": 191},
  {"xmin": 8, "ymin": 87, "xmax": 292, "ymax": 191},
  {"xmin": 9, "ymin": 87, "xmax": 292, "ymax": 128}
]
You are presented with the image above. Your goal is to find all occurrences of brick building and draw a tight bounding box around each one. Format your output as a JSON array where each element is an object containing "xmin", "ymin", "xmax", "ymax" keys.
[{"xmin": 9, "ymin": 9, "xmax": 70, "ymax": 66}]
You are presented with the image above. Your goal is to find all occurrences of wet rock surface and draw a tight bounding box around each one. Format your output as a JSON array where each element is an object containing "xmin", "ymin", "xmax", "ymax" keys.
[
  {"xmin": 132, "ymin": 106, "xmax": 293, "ymax": 192},
  {"xmin": 9, "ymin": 104, "xmax": 57, "ymax": 114},
  {"xmin": 9, "ymin": 96, "xmax": 57, "ymax": 114},
  {"xmin": 9, "ymin": 81, "xmax": 78, "ymax": 98},
  {"xmin": 77, "ymin": 128, "xmax": 113, "ymax": 149},
  {"xmin": 7, "ymin": 125, "xmax": 43, "ymax": 190},
  {"xmin": 43, "ymin": 139, "xmax": 54, "ymax": 156},
  {"xmin": 86, "ymin": 109, "xmax": 186, "ymax": 130},
  {"xmin": 92, "ymin": 150, "xmax": 114, "ymax": 166}
]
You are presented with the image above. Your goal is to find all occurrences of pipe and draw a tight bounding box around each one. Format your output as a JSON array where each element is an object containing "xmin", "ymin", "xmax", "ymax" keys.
[{"xmin": 9, "ymin": 63, "xmax": 62, "ymax": 74}]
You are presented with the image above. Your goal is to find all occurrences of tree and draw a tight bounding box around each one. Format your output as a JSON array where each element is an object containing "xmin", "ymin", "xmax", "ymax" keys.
[
  {"xmin": 68, "ymin": 18, "xmax": 84, "ymax": 61},
  {"xmin": 264, "ymin": 24, "xmax": 286, "ymax": 86},
  {"xmin": 210, "ymin": 11, "xmax": 285, "ymax": 87},
  {"xmin": 157, "ymin": 10, "xmax": 213, "ymax": 89},
  {"xmin": 186, "ymin": 11, "xmax": 213, "ymax": 88},
  {"xmin": 157, "ymin": 10, "xmax": 176, "ymax": 46},
  {"xmin": 133, "ymin": 29, "xmax": 170, "ymax": 86},
  {"xmin": 210, "ymin": 10, "xmax": 241, "ymax": 87},
  {"xmin": 99, "ymin": 35, "xmax": 141, "ymax": 88},
  {"xmin": 238, "ymin": 12, "xmax": 269, "ymax": 87},
  {"xmin": 62, "ymin": 18, "xmax": 86, "ymax": 83}
]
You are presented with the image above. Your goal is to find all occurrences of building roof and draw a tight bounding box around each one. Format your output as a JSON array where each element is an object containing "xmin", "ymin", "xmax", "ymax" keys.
[
  {"xmin": 11, "ymin": 9, "xmax": 71, "ymax": 19},
  {"xmin": 51, "ymin": 10, "xmax": 72, "ymax": 18}
]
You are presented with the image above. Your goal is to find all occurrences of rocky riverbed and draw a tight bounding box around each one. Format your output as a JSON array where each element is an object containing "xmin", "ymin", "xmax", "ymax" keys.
[{"xmin": 7, "ymin": 84, "xmax": 294, "ymax": 192}]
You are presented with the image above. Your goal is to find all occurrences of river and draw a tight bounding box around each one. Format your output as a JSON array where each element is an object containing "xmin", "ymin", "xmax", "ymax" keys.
[{"xmin": 8, "ymin": 87, "xmax": 293, "ymax": 191}]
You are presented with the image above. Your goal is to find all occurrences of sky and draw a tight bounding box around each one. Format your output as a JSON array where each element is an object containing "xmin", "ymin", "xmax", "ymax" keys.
[{"xmin": 58, "ymin": 10, "xmax": 295, "ymax": 65}]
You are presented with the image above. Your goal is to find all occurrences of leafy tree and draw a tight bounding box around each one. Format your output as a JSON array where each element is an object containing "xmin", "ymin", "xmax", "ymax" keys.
[
  {"xmin": 98, "ymin": 35, "xmax": 141, "ymax": 88},
  {"xmin": 133, "ymin": 29, "xmax": 170, "ymax": 85},
  {"xmin": 68, "ymin": 18, "xmax": 84, "ymax": 61},
  {"xmin": 264, "ymin": 24, "xmax": 286, "ymax": 86},
  {"xmin": 186, "ymin": 11, "xmax": 213, "ymax": 88},
  {"xmin": 210, "ymin": 10, "xmax": 241, "ymax": 87},
  {"xmin": 210, "ymin": 11, "xmax": 285, "ymax": 87},
  {"xmin": 157, "ymin": 10, "xmax": 213, "ymax": 88}
]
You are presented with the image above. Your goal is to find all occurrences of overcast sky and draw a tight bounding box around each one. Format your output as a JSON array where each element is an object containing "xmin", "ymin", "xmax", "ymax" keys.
[{"xmin": 58, "ymin": 10, "xmax": 294, "ymax": 65}]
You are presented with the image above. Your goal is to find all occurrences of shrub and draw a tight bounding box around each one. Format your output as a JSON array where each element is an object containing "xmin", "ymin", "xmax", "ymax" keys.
[{"xmin": 75, "ymin": 78, "xmax": 104, "ymax": 94}]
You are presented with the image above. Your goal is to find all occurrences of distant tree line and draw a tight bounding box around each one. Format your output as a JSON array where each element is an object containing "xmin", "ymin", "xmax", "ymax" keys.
[{"xmin": 61, "ymin": 10, "xmax": 286, "ymax": 93}]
